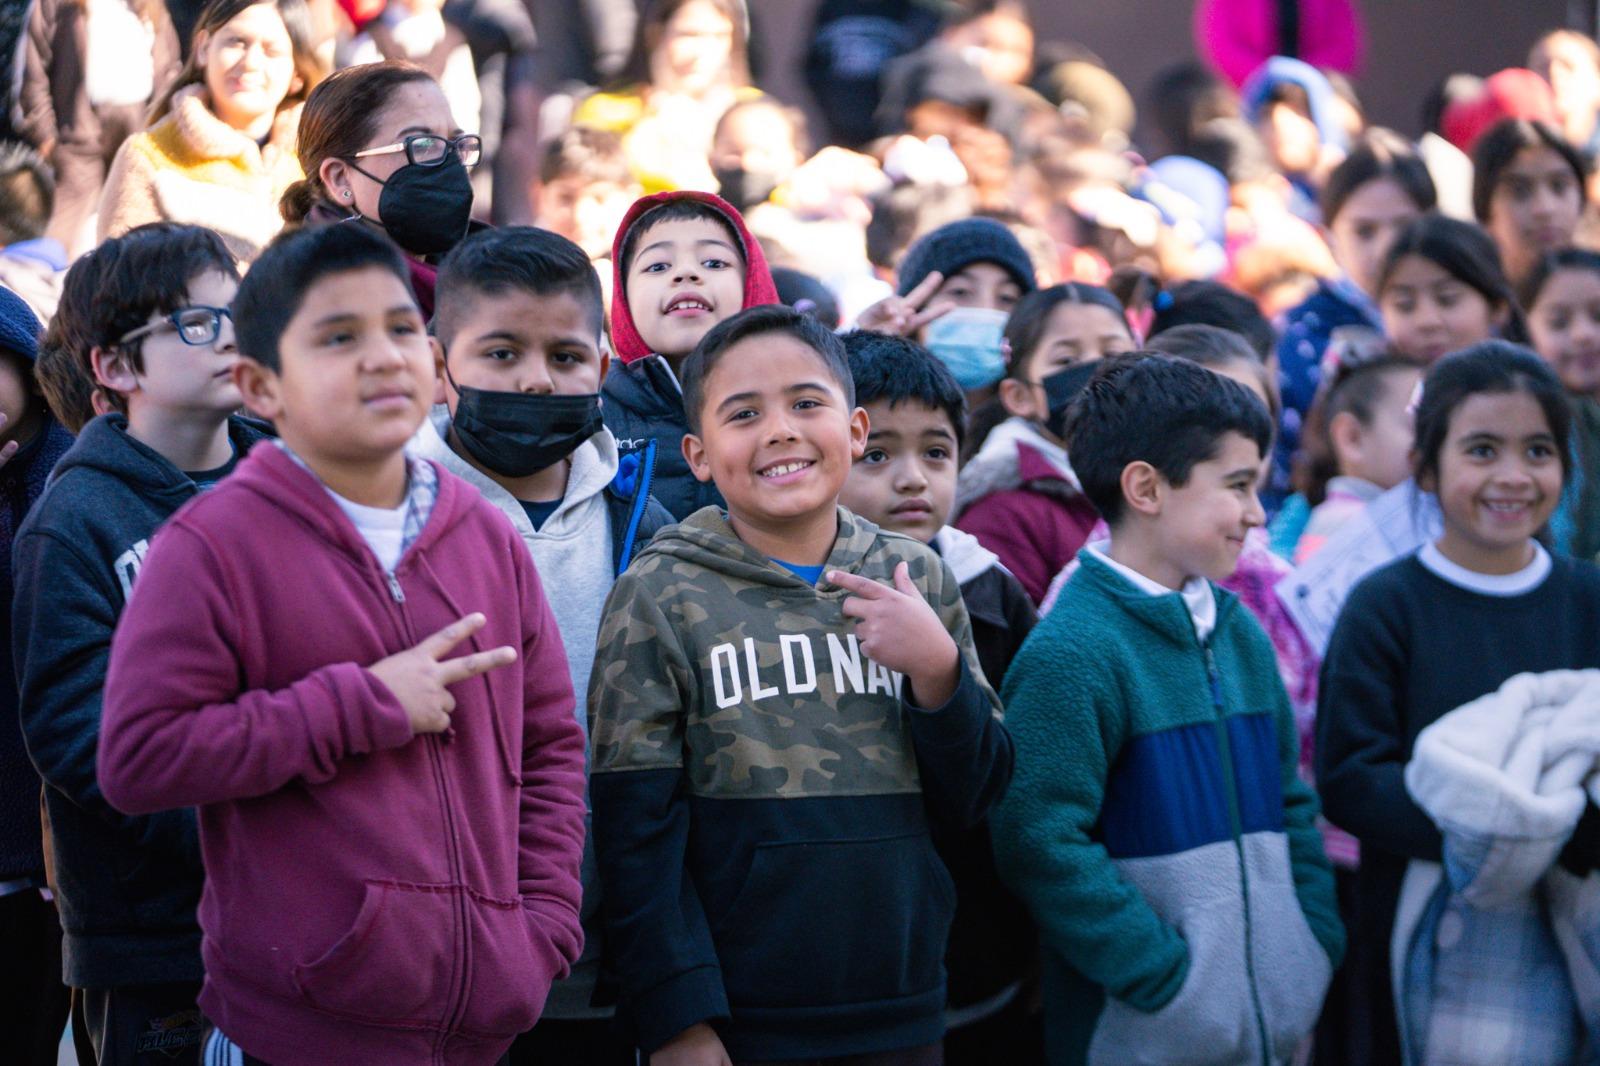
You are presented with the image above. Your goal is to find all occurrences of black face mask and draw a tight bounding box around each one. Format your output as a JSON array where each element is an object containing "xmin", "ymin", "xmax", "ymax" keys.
[
  {"xmin": 712, "ymin": 166, "xmax": 781, "ymax": 211},
  {"xmin": 445, "ymin": 363, "xmax": 603, "ymax": 478},
  {"xmin": 1042, "ymin": 361, "xmax": 1102, "ymax": 439},
  {"xmin": 351, "ymin": 157, "xmax": 474, "ymax": 256}
]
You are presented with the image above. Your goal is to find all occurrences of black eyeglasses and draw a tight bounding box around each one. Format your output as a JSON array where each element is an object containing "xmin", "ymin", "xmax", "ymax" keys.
[
  {"xmin": 118, "ymin": 306, "xmax": 233, "ymax": 347},
  {"xmin": 352, "ymin": 133, "xmax": 483, "ymax": 168}
]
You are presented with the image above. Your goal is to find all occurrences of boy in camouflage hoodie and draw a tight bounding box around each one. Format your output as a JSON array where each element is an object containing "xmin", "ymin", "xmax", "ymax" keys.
[{"xmin": 588, "ymin": 306, "xmax": 1014, "ymax": 1066}]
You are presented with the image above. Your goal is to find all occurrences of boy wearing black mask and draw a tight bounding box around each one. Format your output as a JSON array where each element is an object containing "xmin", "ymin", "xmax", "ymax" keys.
[{"xmin": 412, "ymin": 226, "xmax": 673, "ymax": 1063}]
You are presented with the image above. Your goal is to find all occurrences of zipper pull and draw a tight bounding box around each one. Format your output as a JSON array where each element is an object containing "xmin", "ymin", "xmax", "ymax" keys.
[
  {"xmin": 1203, "ymin": 645, "xmax": 1223, "ymax": 708},
  {"xmin": 386, "ymin": 571, "xmax": 405, "ymax": 603}
]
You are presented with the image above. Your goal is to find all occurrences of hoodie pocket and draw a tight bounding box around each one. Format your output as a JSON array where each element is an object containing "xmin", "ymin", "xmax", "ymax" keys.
[
  {"xmin": 1086, "ymin": 900, "xmax": 1255, "ymax": 1066},
  {"xmin": 292, "ymin": 881, "xmax": 455, "ymax": 1027},
  {"xmin": 711, "ymin": 833, "xmax": 956, "ymax": 1009},
  {"xmin": 456, "ymin": 889, "xmax": 577, "ymax": 1038}
]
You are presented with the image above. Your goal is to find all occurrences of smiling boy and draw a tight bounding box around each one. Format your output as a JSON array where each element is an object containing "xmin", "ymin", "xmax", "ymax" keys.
[
  {"xmin": 97, "ymin": 224, "xmax": 588, "ymax": 1066},
  {"xmin": 588, "ymin": 306, "xmax": 1013, "ymax": 1066},
  {"xmin": 990, "ymin": 354, "xmax": 1341, "ymax": 1066},
  {"xmin": 601, "ymin": 191, "xmax": 779, "ymax": 520}
]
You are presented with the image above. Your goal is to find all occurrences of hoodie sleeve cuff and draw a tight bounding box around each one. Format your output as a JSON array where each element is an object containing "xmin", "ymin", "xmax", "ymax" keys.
[
  {"xmin": 632, "ymin": 965, "xmax": 730, "ymax": 1054},
  {"xmin": 903, "ymin": 656, "xmax": 988, "ymax": 747}
]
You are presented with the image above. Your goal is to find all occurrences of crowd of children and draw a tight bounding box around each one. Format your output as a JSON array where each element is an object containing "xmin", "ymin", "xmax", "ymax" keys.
[{"xmin": 5, "ymin": 3, "xmax": 1600, "ymax": 1066}]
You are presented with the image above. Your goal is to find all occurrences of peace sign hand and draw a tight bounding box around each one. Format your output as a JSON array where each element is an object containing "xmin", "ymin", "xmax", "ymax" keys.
[
  {"xmin": 854, "ymin": 271, "xmax": 956, "ymax": 337},
  {"xmin": 828, "ymin": 562, "xmax": 960, "ymax": 708},
  {"xmin": 368, "ymin": 613, "xmax": 516, "ymax": 735}
]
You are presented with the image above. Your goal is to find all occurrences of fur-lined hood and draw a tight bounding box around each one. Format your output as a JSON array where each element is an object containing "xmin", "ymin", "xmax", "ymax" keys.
[{"xmin": 954, "ymin": 416, "xmax": 1083, "ymax": 518}]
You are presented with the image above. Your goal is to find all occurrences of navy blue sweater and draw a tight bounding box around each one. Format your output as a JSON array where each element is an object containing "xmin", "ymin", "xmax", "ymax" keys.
[{"xmin": 13, "ymin": 413, "xmax": 271, "ymax": 986}]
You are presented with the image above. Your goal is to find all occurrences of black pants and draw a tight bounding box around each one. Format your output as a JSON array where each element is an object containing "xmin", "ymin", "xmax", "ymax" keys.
[
  {"xmin": 0, "ymin": 888, "xmax": 70, "ymax": 1066},
  {"xmin": 72, "ymin": 980, "xmax": 203, "ymax": 1066},
  {"xmin": 943, "ymin": 990, "xmax": 1045, "ymax": 1066},
  {"xmin": 508, "ymin": 1017, "xmax": 638, "ymax": 1065},
  {"xmin": 739, "ymin": 1044, "xmax": 943, "ymax": 1066}
]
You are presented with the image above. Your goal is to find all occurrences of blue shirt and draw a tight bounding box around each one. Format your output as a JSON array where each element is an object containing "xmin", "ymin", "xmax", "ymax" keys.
[{"xmin": 772, "ymin": 559, "xmax": 826, "ymax": 586}]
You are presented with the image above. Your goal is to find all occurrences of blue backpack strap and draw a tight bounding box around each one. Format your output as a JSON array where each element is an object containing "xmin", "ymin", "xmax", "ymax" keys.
[{"xmin": 615, "ymin": 438, "xmax": 658, "ymax": 576}]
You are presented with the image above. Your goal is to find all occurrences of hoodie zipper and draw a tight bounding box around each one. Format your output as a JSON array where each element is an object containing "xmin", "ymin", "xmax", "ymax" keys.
[
  {"xmin": 1203, "ymin": 643, "xmax": 1272, "ymax": 1065},
  {"xmin": 381, "ymin": 564, "xmax": 468, "ymax": 1062}
]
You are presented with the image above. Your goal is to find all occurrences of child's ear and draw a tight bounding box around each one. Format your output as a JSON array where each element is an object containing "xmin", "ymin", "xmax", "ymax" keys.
[
  {"xmin": 90, "ymin": 346, "xmax": 138, "ymax": 397},
  {"xmin": 849, "ymin": 406, "xmax": 869, "ymax": 460},
  {"xmin": 682, "ymin": 432, "xmax": 713, "ymax": 483},
  {"xmin": 1492, "ymin": 301, "xmax": 1513, "ymax": 332},
  {"xmin": 595, "ymin": 341, "xmax": 612, "ymax": 388},
  {"xmin": 233, "ymin": 359, "xmax": 282, "ymax": 422},
  {"xmin": 1119, "ymin": 460, "xmax": 1163, "ymax": 518},
  {"xmin": 431, "ymin": 337, "xmax": 448, "ymax": 407},
  {"xmin": 1328, "ymin": 410, "xmax": 1363, "ymax": 464},
  {"xmin": 1413, "ymin": 450, "xmax": 1435, "ymax": 494},
  {"xmin": 997, "ymin": 376, "xmax": 1039, "ymax": 421}
]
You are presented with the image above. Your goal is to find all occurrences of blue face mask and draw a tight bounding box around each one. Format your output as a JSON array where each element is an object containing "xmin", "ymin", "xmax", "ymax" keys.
[{"xmin": 923, "ymin": 307, "xmax": 1010, "ymax": 391}]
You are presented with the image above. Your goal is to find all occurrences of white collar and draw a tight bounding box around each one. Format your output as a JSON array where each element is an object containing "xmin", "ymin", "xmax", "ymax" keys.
[
  {"xmin": 1418, "ymin": 540, "xmax": 1552, "ymax": 597},
  {"xmin": 1088, "ymin": 542, "xmax": 1217, "ymax": 642}
]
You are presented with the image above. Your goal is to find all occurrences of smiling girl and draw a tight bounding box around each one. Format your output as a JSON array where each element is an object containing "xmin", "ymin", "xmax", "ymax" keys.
[
  {"xmin": 1316, "ymin": 341, "xmax": 1600, "ymax": 1065},
  {"xmin": 97, "ymin": 0, "xmax": 323, "ymax": 261}
]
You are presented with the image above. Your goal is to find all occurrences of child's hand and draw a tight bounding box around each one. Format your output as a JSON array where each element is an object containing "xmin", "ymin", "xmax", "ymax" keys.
[
  {"xmin": 367, "ymin": 613, "xmax": 516, "ymax": 735},
  {"xmin": 854, "ymin": 271, "xmax": 954, "ymax": 337},
  {"xmin": 828, "ymin": 562, "xmax": 960, "ymax": 708},
  {"xmin": 649, "ymin": 1023, "xmax": 732, "ymax": 1066}
]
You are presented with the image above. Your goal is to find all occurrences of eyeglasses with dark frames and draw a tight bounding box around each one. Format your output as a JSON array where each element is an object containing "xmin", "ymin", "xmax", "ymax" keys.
[
  {"xmin": 117, "ymin": 306, "xmax": 233, "ymax": 347},
  {"xmin": 351, "ymin": 133, "xmax": 483, "ymax": 168}
]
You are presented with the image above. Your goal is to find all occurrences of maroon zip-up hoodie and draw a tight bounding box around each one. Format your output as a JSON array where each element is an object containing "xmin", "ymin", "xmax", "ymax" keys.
[{"xmin": 99, "ymin": 443, "xmax": 587, "ymax": 1065}]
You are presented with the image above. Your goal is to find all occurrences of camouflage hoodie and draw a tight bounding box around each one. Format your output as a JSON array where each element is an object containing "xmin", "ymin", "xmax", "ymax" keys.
[{"xmin": 588, "ymin": 506, "xmax": 1013, "ymax": 1060}]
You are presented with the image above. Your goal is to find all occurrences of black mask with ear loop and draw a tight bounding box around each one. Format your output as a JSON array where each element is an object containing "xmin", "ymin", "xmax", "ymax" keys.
[
  {"xmin": 346, "ymin": 155, "xmax": 474, "ymax": 256},
  {"xmin": 1041, "ymin": 361, "xmax": 1103, "ymax": 440},
  {"xmin": 442, "ymin": 360, "xmax": 603, "ymax": 478}
]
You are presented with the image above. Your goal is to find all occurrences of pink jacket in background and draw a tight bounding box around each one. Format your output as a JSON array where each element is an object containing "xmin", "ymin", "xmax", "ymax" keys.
[
  {"xmin": 1196, "ymin": 0, "xmax": 1364, "ymax": 88},
  {"xmin": 99, "ymin": 443, "xmax": 588, "ymax": 1066}
]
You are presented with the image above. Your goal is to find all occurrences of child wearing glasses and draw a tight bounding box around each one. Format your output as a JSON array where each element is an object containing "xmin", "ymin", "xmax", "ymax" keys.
[
  {"xmin": 12, "ymin": 221, "xmax": 273, "ymax": 1066},
  {"xmin": 281, "ymin": 61, "xmax": 482, "ymax": 318}
]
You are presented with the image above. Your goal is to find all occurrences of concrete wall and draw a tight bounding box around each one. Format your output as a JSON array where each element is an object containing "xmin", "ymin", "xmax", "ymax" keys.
[{"xmin": 755, "ymin": 0, "xmax": 1578, "ymax": 144}]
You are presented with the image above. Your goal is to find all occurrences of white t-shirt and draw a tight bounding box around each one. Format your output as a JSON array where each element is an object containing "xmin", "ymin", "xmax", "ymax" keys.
[
  {"xmin": 327, "ymin": 489, "xmax": 408, "ymax": 572},
  {"xmin": 1418, "ymin": 540, "xmax": 1552, "ymax": 597}
]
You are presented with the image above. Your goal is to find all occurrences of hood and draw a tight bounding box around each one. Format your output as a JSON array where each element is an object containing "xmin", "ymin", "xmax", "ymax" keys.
[
  {"xmin": 635, "ymin": 504, "xmax": 896, "ymax": 593},
  {"xmin": 411, "ymin": 404, "xmax": 619, "ymax": 537},
  {"xmin": 52, "ymin": 413, "xmax": 271, "ymax": 498},
  {"xmin": 608, "ymin": 191, "xmax": 780, "ymax": 364},
  {"xmin": 933, "ymin": 524, "xmax": 1001, "ymax": 586},
  {"xmin": 1239, "ymin": 56, "xmax": 1349, "ymax": 154},
  {"xmin": 227, "ymin": 441, "xmax": 476, "ymax": 571},
  {"xmin": 955, "ymin": 416, "xmax": 1081, "ymax": 514}
]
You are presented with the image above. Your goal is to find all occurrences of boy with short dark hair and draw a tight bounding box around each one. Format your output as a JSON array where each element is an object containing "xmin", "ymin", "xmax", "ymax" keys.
[
  {"xmin": 838, "ymin": 328, "xmax": 1041, "ymax": 1065},
  {"xmin": 991, "ymin": 354, "xmax": 1342, "ymax": 1066},
  {"xmin": 589, "ymin": 305, "xmax": 1013, "ymax": 1066},
  {"xmin": 416, "ymin": 225, "xmax": 672, "ymax": 1065},
  {"xmin": 97, "ymin": 224, "xmax": 589, "ymax": 1065},
  {"xmin": 602, "ymin": 190, "xmax": 779, "ymax": 520},
  {"xmin": 13, "ymin": 222, "xmax": 269, "ymax": 1066}
]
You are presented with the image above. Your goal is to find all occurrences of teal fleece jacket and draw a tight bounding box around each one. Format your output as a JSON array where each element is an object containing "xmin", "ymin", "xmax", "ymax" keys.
[{"xmin": 992, "ymin": 551, "xmax": 1342, "ymax": 1066}]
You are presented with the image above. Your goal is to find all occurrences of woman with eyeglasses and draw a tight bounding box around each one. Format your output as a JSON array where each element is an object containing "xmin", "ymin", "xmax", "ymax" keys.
[
  {"xmin": 280, "ymin": 60, "xmax": 482, "ymax": 317},
  {"xmin": 97, "ymin": 0, "xmax": 326, "ymax": 262}
]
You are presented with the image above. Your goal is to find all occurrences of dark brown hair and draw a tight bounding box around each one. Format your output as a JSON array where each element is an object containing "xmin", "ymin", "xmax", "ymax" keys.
[
  {"xmin": 49, "ymin": 223, "xmax": 237, "ymax": 415},
  {"xmin": 279, "ymin": 61, "xmax": 437, "ymax": 224},
  {"xmin": 148, "ymin": 0, "xmax": 323, "ymax": 127},
  {"xmin": 610, "ymin": 0, "xmax": 751, "ymax": 93}
]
